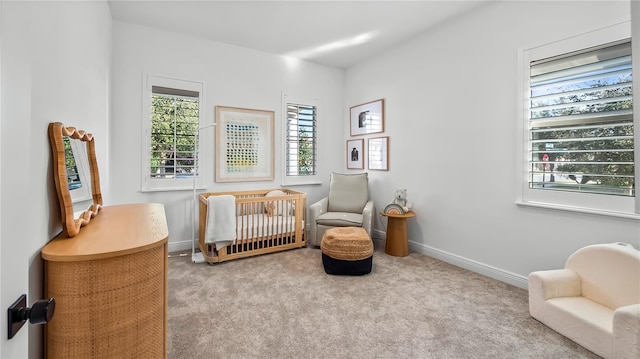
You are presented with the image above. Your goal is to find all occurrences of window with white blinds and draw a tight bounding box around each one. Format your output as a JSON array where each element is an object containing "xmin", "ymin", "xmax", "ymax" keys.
[
  {"xmin": 285, "ymin": 103, "xmax": 317, "ymax": 176},
  {"xmin": 528, "ymin": 39, "xmax": 634, "ymax": 197},
  {"xmin": 150, "ymin": 86, "xmax": 199, "ymax": 179},
  {"xmin": 142, "ymin": 75, "xmax": 203, "ymax": 191}
]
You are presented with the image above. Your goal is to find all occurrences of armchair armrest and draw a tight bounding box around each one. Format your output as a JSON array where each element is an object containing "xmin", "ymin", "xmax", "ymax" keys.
[
  {"xmin": 309, "ymin": 197, "xmax": 328, "ymax": 246},
  {"xmin": 310, "ymin": 197, "xmax": 328, "ymax": 219},
  {"xmin": 529, "ymin": 269, "xmax": 581, "ymax": 300},
  {"xmin": 361, "ymin": 200, "xmax": 374, "ymax": 237},
  {"xmin": 613, "ymin": 304, "xmax": 640, "ymax": 359},
  {"xmin": 528, "ymin": 269, "xmax": 581, "ymax": 319}
]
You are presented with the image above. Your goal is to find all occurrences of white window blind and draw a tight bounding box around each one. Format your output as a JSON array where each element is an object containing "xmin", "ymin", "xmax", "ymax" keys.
[
  {"xmin": 286, "ymin": 103, "xmax": 317, "ymax": 176},
  {"xmin": 150, "ymin": 86, "xmax": 199, "ymax": 180},
  {"xmin": 529, "ymin": 39, "xmax": 634, "ymax": 197}
]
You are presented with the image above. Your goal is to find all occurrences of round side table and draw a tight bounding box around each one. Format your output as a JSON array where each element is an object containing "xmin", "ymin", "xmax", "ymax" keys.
[{"xmin": 380, "ymin": 211, "xmax": 415, "ymax": 257}]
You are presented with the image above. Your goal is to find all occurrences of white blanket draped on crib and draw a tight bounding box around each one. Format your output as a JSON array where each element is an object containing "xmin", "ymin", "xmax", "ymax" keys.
[{"xmin": 205, "ymin": 195, "xmax": 237, "ymax": 250}]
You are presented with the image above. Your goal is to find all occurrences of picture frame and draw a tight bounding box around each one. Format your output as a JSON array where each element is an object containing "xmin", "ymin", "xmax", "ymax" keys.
[
  {"xmin": 215, "ymin": 106, "xmax": 274, "ymax": 182},
  {"xmin": 368, "ymin": 136, "xmax": 389, "ymax": 171},
  {"xmin": 346, "ymin": 139, "xmax": 364, "ymax": 169},
  {"xmin": 350, "ymin": 98, "xmax": 384, "ymax": 136}
]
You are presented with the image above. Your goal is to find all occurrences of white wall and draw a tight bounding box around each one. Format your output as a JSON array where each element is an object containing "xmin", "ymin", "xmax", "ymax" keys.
[
  {"xmin": 0, "ymin": 1, "xmax": 112, "ymax": 358},
  {"xmin": 110, "ymin": 20, "xmax": 345, "ymax": 252},
  {"xmin": 345, "ymin": 0, "xmax": 640, "ymax": 288},
  {"xmin": 2, "ymin": 4, "xmax": 639, "ymax": 358}
]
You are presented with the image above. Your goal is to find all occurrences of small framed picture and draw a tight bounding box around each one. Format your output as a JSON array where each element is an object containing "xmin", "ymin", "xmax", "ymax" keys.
[
  {"xmin": 350, "ymin": 99, "xmax": 384, "ymax": 136},
  {"xmin": 346, "ymin": 139, "xmax": 364, "ymax": 169},
  {"xmin": 368, "ymin": 136, "xmax": 389, "ymax": 171}
]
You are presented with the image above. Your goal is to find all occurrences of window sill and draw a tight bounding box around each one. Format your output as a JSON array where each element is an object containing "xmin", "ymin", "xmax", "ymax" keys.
[
  {"xmin": 280, "ymin": 181, "xmax": 322, "ymax": 187},
  {"xmin": 515, "ymin": 200, "xmax": 640, "ymax": 221},
  {"xmin": 141, "ymin": 186, "xmax": 205, "ymax": 193}
]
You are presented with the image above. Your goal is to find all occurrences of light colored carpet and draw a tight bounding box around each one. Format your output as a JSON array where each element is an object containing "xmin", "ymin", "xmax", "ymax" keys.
[{"xmin": 167, "ymin": 242, "xmax": 598, "ymax": 359}]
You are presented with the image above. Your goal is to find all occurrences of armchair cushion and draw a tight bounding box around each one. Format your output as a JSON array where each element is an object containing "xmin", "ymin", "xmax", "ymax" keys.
[
  {"xmin": 565, "ymin": 242, "xmax": 639, "ymax": 309},
  {"xmin": 316, "ymin": 212, "xmax": 363, "ymax": 227},
  {"xmin": 543, "ymin": 296, "xmax": 613, "ymax": 356},
  {"xmin": 327, "ymin": 173, "xmax": 368, "ymax": 213}
]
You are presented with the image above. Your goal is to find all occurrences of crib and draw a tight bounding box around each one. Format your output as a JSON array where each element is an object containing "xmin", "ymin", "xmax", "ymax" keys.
[{"xmin": 198, "ymin": 189, "xmax": 307, "ymax": 263}]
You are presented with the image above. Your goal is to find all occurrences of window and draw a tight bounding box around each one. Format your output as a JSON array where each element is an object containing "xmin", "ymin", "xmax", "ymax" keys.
[
  {"xmin": 283, "ymin": 96, "xmax": 320, "ymax": 185},
  {"xmin": 530, "ymin": 40, "xmax": 633, "ymax": 196},
  {"xmin": 286, "ymin": 103, "xmax": 317, "ymax": 176},
  {"xmin": 142, "ymin": 75, "xmax": 204, "ymax": 191},
  {"xmin": 150, "ymin": 87, "xmax": 199, "ymax": 179},
  {"xmin": 518, "ymin": 22, "xmax": 638, "ymax": 216}
]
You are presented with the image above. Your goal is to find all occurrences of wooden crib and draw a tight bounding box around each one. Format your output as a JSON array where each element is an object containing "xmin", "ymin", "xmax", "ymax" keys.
[{"xmin": 198, "ymin": 189, "xmax": 307, "ymax": 263}]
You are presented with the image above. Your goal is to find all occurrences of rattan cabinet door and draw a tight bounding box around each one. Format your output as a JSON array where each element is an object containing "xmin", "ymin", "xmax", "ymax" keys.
[{"xmin": 43, "ymin": 204, "xmax": 169, "ymax": 359}]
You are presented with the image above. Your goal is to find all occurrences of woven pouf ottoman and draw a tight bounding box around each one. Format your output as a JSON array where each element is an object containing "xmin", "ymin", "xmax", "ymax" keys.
[{"xmin": 321, "ymin": 227, "xmax": 373, "ymax": 275}]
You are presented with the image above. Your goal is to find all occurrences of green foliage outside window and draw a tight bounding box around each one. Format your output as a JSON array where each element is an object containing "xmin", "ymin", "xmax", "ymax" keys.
[
  {"xmin": 298, "ymin": 129, "xmax": 314, "ymax": 175},
  {"xmin": 63, "ymin": 137, "xmax": 81, "ymax": 189},
  {"xmin": 533, "ymin": 81, "xmax": 634, "ymax": 192},
  {"xmin": 150, "ymin": 95, "xmax": 199, "ymax": 178}
]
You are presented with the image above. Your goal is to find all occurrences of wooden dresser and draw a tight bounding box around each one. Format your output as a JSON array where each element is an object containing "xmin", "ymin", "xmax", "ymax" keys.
[{"xmin": 42, "ymin": 203, "xmax": 169, "ymax": 359}]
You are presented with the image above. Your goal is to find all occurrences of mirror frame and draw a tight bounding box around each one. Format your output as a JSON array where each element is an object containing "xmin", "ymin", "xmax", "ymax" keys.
[{"xmin": 49, "ymin": 122, "xmax": 103, "ymax": 237}]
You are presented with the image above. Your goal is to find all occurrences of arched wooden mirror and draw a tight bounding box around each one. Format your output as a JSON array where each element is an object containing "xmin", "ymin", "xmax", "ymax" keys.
[{"xmin": 48, "ymin": 122, "xmax": 103, "ymax": 237}]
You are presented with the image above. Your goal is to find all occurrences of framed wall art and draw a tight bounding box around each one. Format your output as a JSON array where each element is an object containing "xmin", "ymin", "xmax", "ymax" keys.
[
  {"xmin": 368, "ymin": 136, "xmax": 389, "ymax": 171},
  {"xmin": 215, "ymin": 106, "xmax": 274, "ymax": 182},
  {"xmin": 346, "ymin": 139, "xmax": 364, "ymax": 169},
  {"xmin": 350, "ymin": 98, "xmax": 384, "ymax": 136}
]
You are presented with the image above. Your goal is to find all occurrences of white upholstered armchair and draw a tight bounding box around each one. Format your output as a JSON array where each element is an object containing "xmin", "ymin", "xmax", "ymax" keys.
[
  {"xmin": 308, "ymin": 172, "xmax": 374, "ymax": 247},
  {"xmin": 528, "ymin": 242, "xmax": 640, "ymax": 359}
]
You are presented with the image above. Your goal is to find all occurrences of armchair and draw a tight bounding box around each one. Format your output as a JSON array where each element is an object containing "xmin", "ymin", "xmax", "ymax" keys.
[
  {"xmin": 308, "ymin": 172, "xmax": 374, "ymax": 247},
  {"xmin": 528, "ymin": 242, "xmax": 640, "ymax": 359}
]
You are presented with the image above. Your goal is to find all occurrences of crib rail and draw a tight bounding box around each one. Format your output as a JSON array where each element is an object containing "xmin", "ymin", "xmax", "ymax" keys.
[{"xmin": 198, "ymin": 189, "xmax": 306, "ymax": 263}]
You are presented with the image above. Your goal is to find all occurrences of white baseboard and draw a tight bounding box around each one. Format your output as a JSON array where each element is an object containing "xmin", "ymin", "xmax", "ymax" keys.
[
  {"xmin": 374, "ymin": 229, "xmax": 527, "ymax": 289},
  {"xmin": 372, "ymin": 229, "xmax": 386, "ymax": 240},
  {"xmin": 408, "ymin": 241, "xmax": 529, "ymax": 289},
  {"xmin": 175, "ymin": 230, "xmax": 529, "ymax": 289},
  {"xmin": 168, "ymin": 239, "xmax": 193, "ymax": 253}
]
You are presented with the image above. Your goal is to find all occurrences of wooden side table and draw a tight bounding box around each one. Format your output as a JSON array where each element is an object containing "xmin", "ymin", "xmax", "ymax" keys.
[{"xmin": 380, "ymin": 211, "xmax": 415, "ymax": 257}]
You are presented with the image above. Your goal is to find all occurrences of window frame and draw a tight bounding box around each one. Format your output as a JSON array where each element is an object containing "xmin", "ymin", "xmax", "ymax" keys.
[
  {"xmin": 141, "ymin": 74, "xmax": 206, "ymax": 192},
  {"xmin": 516, "ymin": 21, "xmax": 640, "ymax": 219},
  {"xmin": 281, "ymin": 93, "xmax": 321, "ymax": 186}
]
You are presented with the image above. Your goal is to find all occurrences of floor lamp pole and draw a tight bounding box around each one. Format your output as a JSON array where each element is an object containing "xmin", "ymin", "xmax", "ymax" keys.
[{"xmin": 192, "ymin": 123, "xmax": 215, "ymax": 263}]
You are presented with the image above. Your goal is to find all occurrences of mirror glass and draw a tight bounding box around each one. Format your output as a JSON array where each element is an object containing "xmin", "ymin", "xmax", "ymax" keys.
[
  {"xmin": 49, "ymin": 122, "xmax": 103, "ymax": 237},
  {"xmin": 63, "ymin": 137, "xmax": 92, "ymax": 204}
]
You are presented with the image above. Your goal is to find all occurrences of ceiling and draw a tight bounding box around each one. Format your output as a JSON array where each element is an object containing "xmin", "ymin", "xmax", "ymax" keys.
[{"xmin": 108, "ymin": 0, "xmax": 491, "ymax": 68}]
